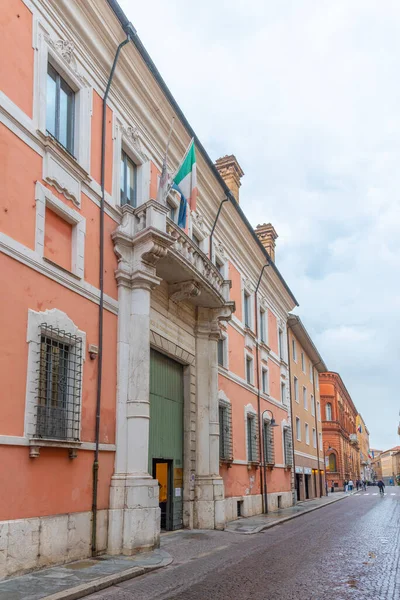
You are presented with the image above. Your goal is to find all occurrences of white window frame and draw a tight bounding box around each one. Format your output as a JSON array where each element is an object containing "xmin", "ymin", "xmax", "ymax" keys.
[
  {"xmin": 243, "ymin": 287, "xmax": 253, "ymax": 330},
  {"xmin": 213, "ymin": 241, "xmax": 228, "ymax": 279},
  {"xmin": 281, "ymin": 381, "xmax": 287, "ymax": 405},
  {"xmin": 218, "ymin": 332, "xmax": 229, "ymax": 370},
  {"xmin": 296, "ymin": 417, "xmax": 301, "ymax": 441},
  {"xmin": 24, "ymin": 308, "xmax": 86, "ymax": 442},
  {"xmin": 245, "ymin": 404, "xmax": 258, "ymax": 463},
  {"xmin": 326, "ymin": 403, "xmax": 332, "ymax": 421},
  {"xmin": 319, "ymin": 432, "xmax": 323, "ymax": 451},
  {"xmin": 278, "ymin": 328, "xmax": 284, "ymax": 360},
  {"xmin": 309, "ymin": 361, "xmax": 313, "ymax": 382},
  {"xmin": 294, "ymin": 376, "xmax": 299, "ymax": 403},
  {"xmin": 35, "ymin": 28, "xmax": 92, "ymax": 174},
  {"xmin": 35, "ymin": 181, "xmax": 86, "ymax": 279},
  {"xmin": 259, "ymin": 305, "xmax": 268, "ymax": 345},
  {"xmin": 301, "ymin": 352, "xmax": 305, "ymax": 373},
  {"xmin": 303, "ymin": 386, "xmax": 307, "ymax": 410},
  {"xmin": 311, "ymin": 394, "xmax": 315, "ymax": 416},
  {"xmin": 305, "ymin": 423, "xmax": 310, "ymax": 445},
  {"xmin": 245, "ymin": 351, "xmax": 254, "ymax": 385},
  {"xmin": 317, "ymin": 401, "xmax": 321, "ymax": 422},
  {"xmin": 112, "ymin": 119, "xmax": 151, "ymax": 210},
  {"xmin": 292, "ymin": 338, "xmax": 297, "ymax": 362},
  {"xmin": 261, "ymin": 366, "xmax": 269, "ymax": 394},
  {"xmin": 189, "ymin": 210, "xmax": 209, "ymax": 253},
  {"xmin": 313, "ymin": 428, "xmax": 317, "ymax": 448}
]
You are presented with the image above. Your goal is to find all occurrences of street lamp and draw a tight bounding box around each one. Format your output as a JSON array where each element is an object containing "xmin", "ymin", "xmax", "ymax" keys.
[{"xmin": 262, "ymin": 409, "xmax": 279, "ymax": 514}]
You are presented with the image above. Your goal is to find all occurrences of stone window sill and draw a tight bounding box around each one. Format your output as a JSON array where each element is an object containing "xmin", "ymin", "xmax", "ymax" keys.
[{"xmin": 29, "ymin": 438, "xmax": 81, "ymax": 459}]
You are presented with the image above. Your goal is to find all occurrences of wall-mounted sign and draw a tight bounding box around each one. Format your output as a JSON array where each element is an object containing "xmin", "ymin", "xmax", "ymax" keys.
[
  {"xmin": 295, "ymin": 466, "xmax": 304, "ymax": 474},
  {"xmin": 304, "ymin": 467, "xmax": 312, "ymax": 475}
]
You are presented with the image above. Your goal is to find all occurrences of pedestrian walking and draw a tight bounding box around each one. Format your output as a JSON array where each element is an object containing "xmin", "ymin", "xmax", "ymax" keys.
[
  {"xmin": 325, "ymin": 480, "xmax": 328, "ymax": 496},
  {"xmin": 377, "ymin": 480, "xmax": 385, "ymax": 495},
  {"xmin": 348, "ymin": 479, "xmax": 354, "ymax": 492},
  {"xmin": 331, "ymin": 480, "xmax": 335, "ymax": 493},
  {"xmin": 344, "ymin": 479, "xmax": 348, "ymax": 492},
  {"xmin": 389, "ymin": 478, "xmax": 393, "ymax": 486}
]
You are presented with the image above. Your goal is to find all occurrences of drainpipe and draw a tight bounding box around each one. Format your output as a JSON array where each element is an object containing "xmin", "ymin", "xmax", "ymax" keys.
[
  {"xmin": 92, "ymin": 30, "xmax": 133, "ymax": 557},
  {"xmin": 286, "ymin": 325, "xmax": 297, "ymax": 504},
  {"xmin": 254, "ymin": 263, "xmax": 270, "ymax": 513},
  {"xmin": 209, "ymin": 197, "xmax": 229, "ymax": 260},
  {"xmin": 312, "ymin": 366, "xmax": 323, "ymax": 497}
]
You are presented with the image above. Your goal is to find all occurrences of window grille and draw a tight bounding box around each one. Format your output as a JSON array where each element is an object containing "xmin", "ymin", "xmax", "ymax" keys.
[
  {"xmin": 35, "ymin": 324, "xmax": 83, "ymax": 441},
  {"xmin": 247, "ymin": 414, "xmax": 259, "ymax": 462},
  {"xmin": 284, "ymin": 427, "xmax": 293, "ymax": 467},
  {"xmin": 219, "ymin": 402, "xmax": 233, "ymax": 461},
  {"xmin": 263, "ymin": 421, "xmax": 275, "ymax": 465}
]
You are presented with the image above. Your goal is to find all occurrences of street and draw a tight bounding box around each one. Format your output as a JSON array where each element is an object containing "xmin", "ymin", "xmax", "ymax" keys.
[{"xmin": 87, "ymin": 490, "xmax": 400, "ymax": 600}]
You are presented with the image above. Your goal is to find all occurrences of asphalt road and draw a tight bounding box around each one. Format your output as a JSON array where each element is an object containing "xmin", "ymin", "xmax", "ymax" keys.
[{"xmin": 87, "ymin": 488, "xmax": 400, "ymax": 600}]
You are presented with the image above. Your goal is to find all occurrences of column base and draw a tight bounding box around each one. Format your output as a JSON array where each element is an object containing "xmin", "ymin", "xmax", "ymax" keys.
[
  {"xmin": 193, "ymin": 476, "xmax": 225, "ymax": 530},
  {"xmin": 107, "ymin": 475, "xmax": 160, "ymax": 555}
]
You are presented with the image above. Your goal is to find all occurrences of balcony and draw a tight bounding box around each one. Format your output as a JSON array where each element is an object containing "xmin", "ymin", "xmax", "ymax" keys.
[{"xmin": 155, "ymin": 218, "xmax": 232, "ymax": 308}]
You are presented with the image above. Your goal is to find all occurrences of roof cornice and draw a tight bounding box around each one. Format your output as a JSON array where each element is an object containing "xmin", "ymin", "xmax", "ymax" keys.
[{"xmin": 287, "ymin": 314, "xmax": 327, "ymax": 371}]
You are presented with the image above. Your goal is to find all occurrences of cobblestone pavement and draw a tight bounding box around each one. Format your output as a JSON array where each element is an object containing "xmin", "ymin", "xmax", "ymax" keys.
[{"xmin": 86, "ymin": 487, "xmax": 400, "ymax": 600}]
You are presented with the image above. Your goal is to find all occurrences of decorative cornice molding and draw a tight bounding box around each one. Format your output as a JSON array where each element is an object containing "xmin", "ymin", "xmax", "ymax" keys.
[
  {"xmin": 169, "ymin": 280, "xmax": 201, "ymax": 303},
  {"xmin": 46, "ymin": 35, "xmax": 87, "ymax": 85}
]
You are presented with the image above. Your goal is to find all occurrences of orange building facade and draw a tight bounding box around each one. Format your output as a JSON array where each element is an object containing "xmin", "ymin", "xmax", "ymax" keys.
[
  {"xmin": 0, "ymin": 0, "xmax": 298, "ymax": 577},
  {"xmin": 320, "ymin": 372, "xmax": 360, "ymax": 490}
]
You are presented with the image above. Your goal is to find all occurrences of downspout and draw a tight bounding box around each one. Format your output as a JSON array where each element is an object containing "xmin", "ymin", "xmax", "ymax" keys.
[
  {"xmin": 209, "ymin": 197, "xmax": 228, "ymax": 259},
  {"xmin": 254, "ymin": 263, "xmax": 270, "ymax": 513},
  {"xmin": 287, "ymin": 325, "xmax": 297, "ymax": 504},
  {"xmin": 312, "ymin": 367, "xmax": 323, "ymax": 497},
  {"xmin": 92, "ymin": 31, "xmax": 132, "ymax": 557}
]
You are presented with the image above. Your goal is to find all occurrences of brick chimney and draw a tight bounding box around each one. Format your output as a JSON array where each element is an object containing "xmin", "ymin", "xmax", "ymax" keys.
[
  {"xmin": 255, "ymin": 223, "xmax": 278, "ymax": 262},
  {"xmin": 215, "ymin": 155, "xmax": 244, "ymax": 203}
]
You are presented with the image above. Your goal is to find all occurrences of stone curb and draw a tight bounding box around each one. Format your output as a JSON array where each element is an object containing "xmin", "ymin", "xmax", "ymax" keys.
[
  {"xmin": 226, "ymin": 492, "xmax": 356, "ymax": 535},
  {"xmin": 40, "ymin": 555, "xmax": 173, "ymax": 600}
]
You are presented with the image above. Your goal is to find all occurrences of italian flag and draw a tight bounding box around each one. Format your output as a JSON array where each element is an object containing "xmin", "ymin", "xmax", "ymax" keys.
[{"xmin": 173, "ymin": 138, "xmax": 197, "ymax": 227}]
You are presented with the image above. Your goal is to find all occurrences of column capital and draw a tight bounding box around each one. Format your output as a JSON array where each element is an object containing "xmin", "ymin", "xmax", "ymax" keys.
[{"xmin": 196, "ymin": 303, "xmax": 235, "ymax": 340}]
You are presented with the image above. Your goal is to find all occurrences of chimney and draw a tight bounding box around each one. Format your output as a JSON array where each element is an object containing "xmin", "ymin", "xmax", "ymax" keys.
[
  {"xmin": 255, "ymin": 223, "xmax": 278, "ymax": 262},
  {"xmin": 215, "ymin": 155, "xmax": 244, "ymax": 202}
]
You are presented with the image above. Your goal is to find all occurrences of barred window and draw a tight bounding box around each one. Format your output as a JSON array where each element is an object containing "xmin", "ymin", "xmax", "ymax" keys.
[
  {"xmin": 219, "ymin": 401, "xmax": 233, "ymax": 461},
  {"xmin": 247, "ymin": 414, "xmax": 259, "ymax": 462},
  {"xmin": 263, "ymin": 421, "xmax": 275, "ymax": 465},
  {"xmin": 35, "ymin": 324, "xmax": 83, "ymax": 441},
  {"xmin": 284, "ymin": 427, "xmax": 293, "ymax": 467}
]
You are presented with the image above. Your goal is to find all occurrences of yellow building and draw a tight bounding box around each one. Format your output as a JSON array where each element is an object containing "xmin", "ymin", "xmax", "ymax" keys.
[
  {"xmin": 356, "ymin": 414, "xmax": 371, "ymax": 481},
  {"xmin": 380, "ymin": 447, "xmax": 400, "ymax": 485},
  {"xmin": 288, "ymin": 315, "xmax": 327, "ymax": 501}
]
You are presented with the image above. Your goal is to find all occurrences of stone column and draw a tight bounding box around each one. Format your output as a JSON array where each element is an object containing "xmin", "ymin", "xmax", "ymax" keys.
[
  {"xmin": 194, "ymin": 306, "xmax": 233, "ymax": 530},
  {"xmin": 108, "ymin": 202, "xmax": 174, "ymax": 555}
]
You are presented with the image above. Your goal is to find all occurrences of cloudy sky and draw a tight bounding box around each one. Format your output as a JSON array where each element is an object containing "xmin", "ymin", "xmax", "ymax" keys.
[{"xmin": 119, "ymin": 0, "xmax": 400, "ymax": 450}]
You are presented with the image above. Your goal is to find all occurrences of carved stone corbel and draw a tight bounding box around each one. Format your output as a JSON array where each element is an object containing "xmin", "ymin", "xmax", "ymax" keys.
[{"xmin": 169, "ymin": 280, "xmax": 201, "ymax": 303}]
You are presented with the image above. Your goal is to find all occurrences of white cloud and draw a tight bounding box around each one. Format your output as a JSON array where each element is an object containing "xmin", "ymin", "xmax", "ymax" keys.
[{"xmin": 119, "ymin": 0, "xmax": 400, "ymax": 450}]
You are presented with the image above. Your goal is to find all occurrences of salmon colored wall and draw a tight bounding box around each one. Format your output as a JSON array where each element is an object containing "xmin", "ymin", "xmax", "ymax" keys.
[
  {"xmin": 44, "ymin": 207, "xmax": 72, "ymax": 271},
  {"xmin": 0, "ymin": 125, "xmax": 41, "ymax": 249},
  {"xmin": 91, "ymin": 91, "xmax": 113, "ymax": 195},
  {"xmin": 268, "ymin": 360, "xmax": 281, "ymax": 402},
  {"xmin": 0, "ymin": 0, "xmax": 34, "ymax": 118},
  {"xmin": 227, "ymin": 324, "xmax": 245, "ymax": 379},
  {"xmin": 0, "ymin": 446, "xmax": 114, "ymax": 520},
  {"xmin": 150, "ymin": 162, "xmax": 160, "ymax": 200},
  {"xmin": 228, "ymin": 262, "xmax": 242, "ymax": 322},
  {"xmin": 82, "ymin": 193, "xmax": 118, "ymax": 300},
  {"xmin": 268, "ymin": 309, "xmax": 278, "ymax": 354},
  {"xmin": 0, "ymin": 254, "xmax": 117, "ymax": 444}
]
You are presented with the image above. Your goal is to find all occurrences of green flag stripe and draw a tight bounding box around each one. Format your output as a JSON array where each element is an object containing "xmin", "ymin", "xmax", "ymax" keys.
[{"xmin": 174, "ymin": 141, "xmax": 196, "ymax": 185}]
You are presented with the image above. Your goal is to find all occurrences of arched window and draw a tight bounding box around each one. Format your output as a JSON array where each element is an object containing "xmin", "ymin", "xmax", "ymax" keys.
[
  {"xmin": 326, "ymin": 403, "xmax": 332, "ymax": 421},
  {"xmin": 329, "ymin": 453, "xmax": 337, "ymax": 472}
]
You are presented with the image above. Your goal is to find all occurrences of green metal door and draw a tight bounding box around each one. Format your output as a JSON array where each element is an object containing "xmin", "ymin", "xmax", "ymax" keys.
[{"xmin": 149, "ymin": 349, "xmax": 184, "ymax": 530}]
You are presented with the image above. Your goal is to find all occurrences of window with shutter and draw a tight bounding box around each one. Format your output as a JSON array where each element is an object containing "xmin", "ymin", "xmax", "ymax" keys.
[
  {"xmin": 219, "ymin": 401, "xmax": 233, "ymax": 461},
  {"xmin": 284, "ymin": 427, "xmax": 293, "ymax": 466},
  {"xmin": 247, "ymin": 414, "xmax": 258, "ymax": 462},
  {"xmin": 263, "ymin": 421, "xmax": 275, "ymax": 465}
]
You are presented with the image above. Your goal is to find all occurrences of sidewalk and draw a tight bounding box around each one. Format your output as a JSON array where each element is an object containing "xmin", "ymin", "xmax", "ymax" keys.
[
  {"xmin": 0, "ymin": 491, "xmax": 353, "ymax": 600},
  {"xmin": 226, "ymin": 490, "xmax": 355, "ymax": 534},
  {"xmin": 0, "ymin": 549, "xmax": 172, "ymax": 600}
]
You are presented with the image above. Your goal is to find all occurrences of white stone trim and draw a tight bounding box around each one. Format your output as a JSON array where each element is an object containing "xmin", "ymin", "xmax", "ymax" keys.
[
  {"xmin": 24, "ymin": 308, "xmax": 86, "ymax": 440},
  {"xmin": 111, "ymin": 117, "xmax": 151, "ymax": 209},
  {"xmin": 34, "ymin": 22, "xmax": 92, "ymax": 173},
  {"xmin": 244, "ymin": 403, "xmax": 258, "ymax": 463},
  {"xmin": 35, "ymin": 181, "xmax": 85, "ymax": 279},
  {"xmin": 0, "ymin": 435, "xmax": 115, "ymax": 452},
  {"xmin": 244, "ymin": 349, "xmax": 254, "ymax": 386},
  {"xmin": 294, "ymin": 449, "xmax": 324, "ymax": 464},
  {"xmin": 218, "ymin": 330, "xmax": 229, "ymax": 370},
  {"xmin": 0, "ymin": 232, "xmax": 118, "ymax": 315},
  {"xmin": 218, "ymin": 367, "xmax": 290, "ymax": 413},
  {"xmin": 242, "ymin": 277, "xmax": 255, "ymax": 330},
  {"xmin": 189, "ymin": 210, "xmax": 209, "ymax": 253},
  {"xmin": 261, "ymin": 364, "xmax": 269, "ymax": 395}
]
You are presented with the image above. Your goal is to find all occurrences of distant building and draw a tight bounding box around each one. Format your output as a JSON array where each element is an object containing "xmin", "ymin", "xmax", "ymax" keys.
[
  {"xmin": 287, "ymin": 315, "xmax": 327, "ymax": 501},
  {"xmin": 356, "ymin": 414, "xmax": 371, "ymax": 481},
  {"xmin": 320, "ymin": 372, "xmax": 360, "ymax": 490},
  {"xmin": 379, "ymin": 447, "xmax": 400, "ymax": 485}
]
